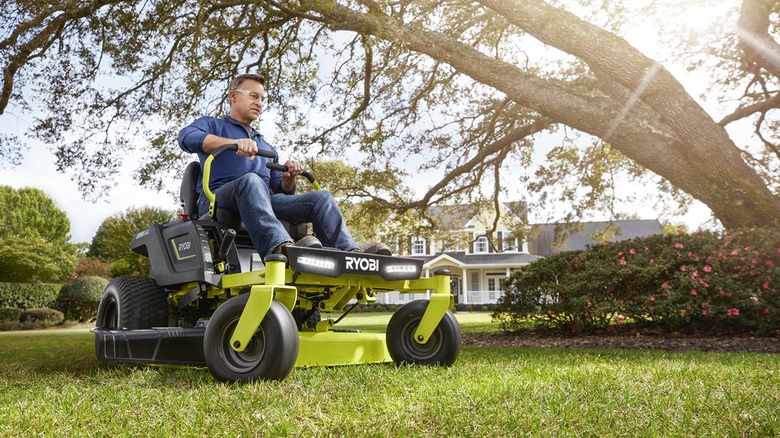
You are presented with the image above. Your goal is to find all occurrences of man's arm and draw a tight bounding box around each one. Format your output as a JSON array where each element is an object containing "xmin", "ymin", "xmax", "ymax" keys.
[{"xmin": 202, "ymin": 135, "xmax": 258, "ymax": 160}]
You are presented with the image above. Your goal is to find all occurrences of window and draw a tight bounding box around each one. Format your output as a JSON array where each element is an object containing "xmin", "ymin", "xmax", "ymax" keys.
[
  {"xmin": 498, "ymin": 231, "xmax": 517, "ymax": 251},
  {"xmin": 411, "ymin": 237, "xmax": 426, "ymax": 255},
  {"xmin": 470, "ymin": 271, "xmax": 480, "ymax": 292},
  {"xmin": 474, "ymin": 236, "xmax": 488, "ymax": 253}
]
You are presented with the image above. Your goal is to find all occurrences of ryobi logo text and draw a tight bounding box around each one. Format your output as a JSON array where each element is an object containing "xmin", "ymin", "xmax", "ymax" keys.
[{"xmin": 345, "ymin": 256, "xmax": 379, "ymax": 272}]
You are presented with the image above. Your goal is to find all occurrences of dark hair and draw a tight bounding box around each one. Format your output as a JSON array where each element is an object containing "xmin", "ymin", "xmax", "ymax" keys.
[{"xmin": 229, "ymin": 73, "xmax": 265, "ymax": 90}]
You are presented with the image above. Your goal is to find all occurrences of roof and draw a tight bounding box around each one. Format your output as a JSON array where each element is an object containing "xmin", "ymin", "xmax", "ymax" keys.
[
  {"xmin": 426, "ymin": 202, "xmax": 527, "ymax": 229},
  {"xmin": 528, "ymin": 219, "xmax": 663, "ymax": 257},
  {"xmin": 413, "ymin": 251, "xmax": 542, "ymax": 269}
]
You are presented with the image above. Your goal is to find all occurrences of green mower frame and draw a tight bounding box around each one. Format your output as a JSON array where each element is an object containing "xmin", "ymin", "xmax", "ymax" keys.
[{"xmin": 92, "ymin": 144, "xmax": 461, "ymax": 382}]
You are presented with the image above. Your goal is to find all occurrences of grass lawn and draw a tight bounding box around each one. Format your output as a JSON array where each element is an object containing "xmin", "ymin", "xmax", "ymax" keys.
[{"xmin": 0, "ymin": 312, "xmax": 778, "ymax": 436}]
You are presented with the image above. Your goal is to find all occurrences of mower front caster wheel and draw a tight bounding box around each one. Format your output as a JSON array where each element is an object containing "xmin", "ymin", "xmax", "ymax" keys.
[
  {"xmin": 386, "ymin": 299, "xmax": 461, "ymax": 366},
  {"xmin": 204, "ymin": 294, "xmax": 299, "ymax": 382}
]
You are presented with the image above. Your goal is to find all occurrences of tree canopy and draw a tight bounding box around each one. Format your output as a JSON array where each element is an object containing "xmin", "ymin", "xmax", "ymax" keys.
[
  {"xmin": 2, "ymin": 0, "xmax": 779, "ymax": 230},
  {"xmin": 0, "ymin": 186, "xmax": 71, "ymax": 243},
  {"xmin": 0, "ymin": 186, "xmax": 76, "ymax": 281},
  {"xmin": 89, "ymin": 206, "xmax": 177, "ymax": 276}
]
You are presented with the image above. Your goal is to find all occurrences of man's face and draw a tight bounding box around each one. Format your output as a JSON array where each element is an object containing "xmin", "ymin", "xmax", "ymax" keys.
[{"xmin": 229, "ymin": 79, "xmax": 266, "ymax": 124}]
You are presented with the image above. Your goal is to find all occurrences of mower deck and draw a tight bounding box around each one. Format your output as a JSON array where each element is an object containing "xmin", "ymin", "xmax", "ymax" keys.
[{"xmin": 93, "ymin": 326, "xmax": 392, "ymax": 368}]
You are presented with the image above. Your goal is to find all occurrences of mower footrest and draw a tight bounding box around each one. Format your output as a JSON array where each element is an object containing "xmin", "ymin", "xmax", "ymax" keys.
[{"xmin": 93, "ymin": 327, "xmax": 206, "ymax": 367}]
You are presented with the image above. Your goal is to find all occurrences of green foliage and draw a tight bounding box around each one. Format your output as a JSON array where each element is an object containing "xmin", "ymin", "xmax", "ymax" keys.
[
  {"xmin": 0, "ymin": 186, "xmax": 71, "ymax": 244},
  {"xmin": 0, "ymin": 307, "xmax": 22, "ymax": 330},
  {"xmin": 55, "ymin": 277, "xmax": 109, "ymax": 322},
  {"xmin": 0, "ymin": 186, "xmax": 78, "ymax": 282},
  {"xmin": 495, "ymin": 228, "xmax": 780, "ymax": 335},
  {"xmin": 19, "ymin": 308, "xmax": 64, "ymax": 329},
  {"xmin": 0, "ymin": 236, "xmax": 78, "ymax": 282},
  {"xmin": 90, "ymin": 206, "xmax": 177, "ymax": 276},
  {"xmin": 0, "ymin": 282, "xmax": 61, "ymax": 309}
]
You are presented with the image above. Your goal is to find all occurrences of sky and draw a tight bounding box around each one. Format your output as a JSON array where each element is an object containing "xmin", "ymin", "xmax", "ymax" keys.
[{"xmin": 0, "ymin": 2, "xmax": 729, "ymax": 244}]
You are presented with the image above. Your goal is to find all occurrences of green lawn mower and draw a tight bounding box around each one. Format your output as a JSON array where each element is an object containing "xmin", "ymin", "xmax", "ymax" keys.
[{"xmin": 92, "ymin": 144, "xmax": 461, "ymax": 382}]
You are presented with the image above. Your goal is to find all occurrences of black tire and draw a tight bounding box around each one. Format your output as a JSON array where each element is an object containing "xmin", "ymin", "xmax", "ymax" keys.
[
  {"xmin": 204, "ymin": 295, "xmax": 299, "ymax": 382},
  {"xmin": 386, "ymin": 299, "xmax": 461, "ymax": 366},
  {"xmin": 95, "ymin": 276, "xmax": 168, "ymax": 330}
]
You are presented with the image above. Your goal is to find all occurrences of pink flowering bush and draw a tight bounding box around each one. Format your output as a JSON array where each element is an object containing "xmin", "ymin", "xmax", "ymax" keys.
[{"xmin": 494, "ymin": 228, "xmax": 780, "ymax": 335}]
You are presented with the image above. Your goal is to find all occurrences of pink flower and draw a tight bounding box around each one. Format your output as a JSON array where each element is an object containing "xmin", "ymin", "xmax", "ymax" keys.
[
  {"xmin": 649, "ymin": 296, "xmax": 655, "ymax": 302},
  {"xmin": 703, "ymin": 265, "xmax": 712, "ymax": 272},
  {"xmin": 680, "ymin": 266, "xmax": 687, "ymax": 272},
  {"xmin": 763, "ymin": 308, "xmax": 770, "ymax": 315},
  {"xmin": 702, "ymin": 310, "xmax": 708, "ymax": 316},
  {"xmin": 619, "ymin": 258, "xmax": 627, "ymax": 266},
  {"xmin": 616, "ymin": 316, "xmax": 625, "ymax": 323},
  {"xmin": 763, "ymin": 282, "xmax": 769, "ymax": 290},
  {"xmin": 731, "ymin": 249, "xmax": 740, "ymax": 256},
  {"xmin": 691, "ymin": 271, "xmax": 699, "ymax": 278},
  {"xmin": 547, "ymin": 310, "xmax": 553, "ymax": 315},
  {"xmin": 629, "ymin": 248, "xmax": 636, "ymax": 254},
  {"xmin": 727, "ymin": 308, "xmax": 740, "ymax": 316},
  {"xmin": 662, "ymin": 281, "xmax": 669, "ymax": 288},
  {"xmin": 690, "ymin": 289, "xmax": 697, "ymax": 296},
  {"xmin": 675, "ymin": 243, "xmax": 684, "ymax": 249}
]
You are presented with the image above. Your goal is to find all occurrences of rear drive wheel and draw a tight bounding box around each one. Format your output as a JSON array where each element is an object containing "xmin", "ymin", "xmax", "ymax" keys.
[
  {"xmin": 95, "ymin": 276, "xmax": 168, "ymax": 330},
  {"xmin": 386, "ymin": 300, "xmax": 461, "ymax": 366},
  {"xmin": 204, "ymin": 295, "xmax": 299, "ymax": 382}
]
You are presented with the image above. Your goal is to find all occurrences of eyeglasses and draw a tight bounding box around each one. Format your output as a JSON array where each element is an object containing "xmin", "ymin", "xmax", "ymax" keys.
[{"xmin": 233, "ymin": 89, "xmax": 267, "ymax": 104}]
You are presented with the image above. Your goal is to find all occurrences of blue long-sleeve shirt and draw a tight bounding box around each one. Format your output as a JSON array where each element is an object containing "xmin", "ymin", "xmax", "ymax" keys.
[{"xmin": 178, "ymin": 115, "xmax": 292, "ymax": 201}]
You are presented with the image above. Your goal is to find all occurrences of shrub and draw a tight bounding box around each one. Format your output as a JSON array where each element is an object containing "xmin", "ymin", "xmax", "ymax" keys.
[
  {"xmin": 0, "ymin": 282, "xmax": 61, "ymax": 309},
  {"xmin": 55, "ymin": 276, "xmax": 109, "ymax": 322},
  {"xmin": 0, "ymin": 307, "xmax": 23, "ymax": 330},
  {"xmin": 73, "ymin": 257, "xmax": 112, "ymax": 279},
  {"xmin": 495, "ymin": 228, "xmax": 780, "ymax": 335},
  {"xmin": 19, "ymin": 307, "xmax": 64, "ymax": 329}
]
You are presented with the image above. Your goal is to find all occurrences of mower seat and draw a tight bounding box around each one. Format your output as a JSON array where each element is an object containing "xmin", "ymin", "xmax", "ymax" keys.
[{"xmin": 180, "ymin": 161, "xmax": 308, "ymax": 241}]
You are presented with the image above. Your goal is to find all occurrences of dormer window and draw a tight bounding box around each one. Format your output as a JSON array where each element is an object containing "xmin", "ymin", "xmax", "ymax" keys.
[
  {"xmin": 411, "ymin": 237, "xmax": 427, "ymax": 255},
  {"xmin": 474, "ymin": 236, "xmax": 489, "ymax": 253}
]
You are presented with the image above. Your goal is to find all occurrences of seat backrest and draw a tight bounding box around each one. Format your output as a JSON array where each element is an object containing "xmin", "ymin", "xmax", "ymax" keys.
[
  {"xmin": 180, "ymin": 161, "xmax": 201, "ymax": 220},
  {"xmin": 178, "ymin": 160, "xmax": 309, "ymax": 240}
]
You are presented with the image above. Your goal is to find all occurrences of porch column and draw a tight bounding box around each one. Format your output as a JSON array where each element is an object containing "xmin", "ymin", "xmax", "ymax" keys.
[{"xmin": 462, "ymin": 268, "xmax": 469, "ymax": 305}]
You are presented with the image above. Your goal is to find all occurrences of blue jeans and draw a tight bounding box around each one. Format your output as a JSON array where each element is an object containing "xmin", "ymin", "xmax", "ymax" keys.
[{"xmin": 198, "ymin": 173, "xmax": 358, "ymax": 259}]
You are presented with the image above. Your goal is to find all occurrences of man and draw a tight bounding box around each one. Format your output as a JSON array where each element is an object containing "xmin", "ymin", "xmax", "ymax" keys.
[{"xmin": 179, "ymin": 73, "xmax": 390, "ymax": 260}]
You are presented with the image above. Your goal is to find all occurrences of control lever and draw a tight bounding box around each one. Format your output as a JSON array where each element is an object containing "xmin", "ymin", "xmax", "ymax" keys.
[{"xmin": 219, "ymin": 228, "xmax": 237, "ymax": 261}]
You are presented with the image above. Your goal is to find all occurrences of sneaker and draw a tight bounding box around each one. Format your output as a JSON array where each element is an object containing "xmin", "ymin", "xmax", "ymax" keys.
[{"xmin": 353, "ymin": 242, "xmax": 392, "ymax": 256}]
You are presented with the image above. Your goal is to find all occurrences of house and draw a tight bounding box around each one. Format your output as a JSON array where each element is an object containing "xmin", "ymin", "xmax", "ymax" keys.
[{"xmin": 376, "ymin": 204, "xmax": 663, "ymax": 306}]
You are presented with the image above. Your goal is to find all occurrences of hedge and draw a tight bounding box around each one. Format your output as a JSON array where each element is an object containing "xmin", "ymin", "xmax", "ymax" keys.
[
  {"xmin": 0, "ymin": 282, "xmax": 61, "ymax": 309},
  {"xmin": 494, "ymin": 228, "xmax": 780, "ymax": 336}
]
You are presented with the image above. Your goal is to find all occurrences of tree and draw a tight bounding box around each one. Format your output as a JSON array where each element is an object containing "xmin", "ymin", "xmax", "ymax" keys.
[
  {"xmin": 0, "ymin": 236, "xmax": 77, "ymax": 282},
  {"xmin": 0, "ymin": 186, "xmax": 77, "ymax": 282},
  {"xmin": 90, "ymin": 206, "xmax": 177, "ymax": 276},
  {"xmin": 0, "ymin": 186, "xmax": 71, "ymax": 243},
  {"xmin": 1, "ymin": 0, "xmax": 779, "ymax": 230}
]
